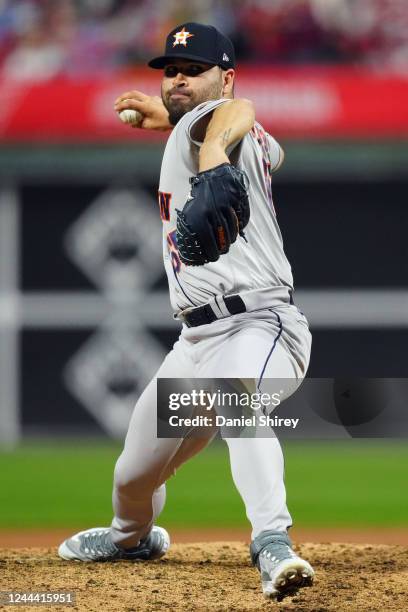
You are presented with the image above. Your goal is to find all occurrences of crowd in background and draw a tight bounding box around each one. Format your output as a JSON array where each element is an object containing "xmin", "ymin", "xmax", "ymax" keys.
[{"xmin": 0, "ymin": 0, "xmax": 407, "ymax": 80}]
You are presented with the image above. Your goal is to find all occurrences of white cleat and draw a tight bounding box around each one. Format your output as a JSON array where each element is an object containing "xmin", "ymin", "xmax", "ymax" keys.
[
  {"xmin": 58, "ymin": 525, "xmax": 170, "ymax": 563},
  {"xmin": 250, "ymin": 530, "xmax": 314, "ymax": 601},
  {"xmin": 260, "ymin": 556, "xmax": 314, "ymax": 600}
]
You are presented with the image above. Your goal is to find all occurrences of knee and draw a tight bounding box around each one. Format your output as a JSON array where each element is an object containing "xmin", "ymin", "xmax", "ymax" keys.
[{"xmin": 113, "ymin": 454, "xmax": 157, "ymax": 496}]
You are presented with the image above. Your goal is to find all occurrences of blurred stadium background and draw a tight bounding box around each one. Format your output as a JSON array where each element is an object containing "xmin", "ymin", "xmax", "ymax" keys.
[{"xmin": 0, "ymin": 0, "xmax": 407, "ymax": 540}]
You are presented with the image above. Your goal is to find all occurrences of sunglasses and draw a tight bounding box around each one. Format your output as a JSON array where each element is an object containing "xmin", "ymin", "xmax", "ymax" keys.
[{"xmin": 164, "ymin": 64, "xmax": 213, "ymax": 78}]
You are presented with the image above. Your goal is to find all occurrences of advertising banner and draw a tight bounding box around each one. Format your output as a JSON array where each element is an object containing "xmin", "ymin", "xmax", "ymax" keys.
[{"xmin": 0, "ymin": 67, "xmax": 406, "ymax": 142}]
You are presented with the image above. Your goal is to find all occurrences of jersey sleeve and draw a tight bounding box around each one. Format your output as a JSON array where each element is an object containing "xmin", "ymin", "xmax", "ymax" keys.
[
  {"xmin": 186, "ymin": 99, "xmax": 233, "ymax": 147},
  {"xmin": 266, "ymin": 133, "xmax": 284, "ymax": 172}
]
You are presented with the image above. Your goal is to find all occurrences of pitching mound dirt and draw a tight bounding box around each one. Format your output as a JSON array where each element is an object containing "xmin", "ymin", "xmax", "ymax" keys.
[{"xmin": 1, "ymin": 542, "xmax": 407, "ymax": 611}]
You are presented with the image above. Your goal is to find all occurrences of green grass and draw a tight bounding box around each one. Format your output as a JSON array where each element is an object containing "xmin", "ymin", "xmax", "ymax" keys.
[
  {"xmin": 0, "ymin": 440, "xmax": 407, "ymax": 529},
  {"xmin": 283, "ymin": 441, "xmax": 408, "ymax": 526}
]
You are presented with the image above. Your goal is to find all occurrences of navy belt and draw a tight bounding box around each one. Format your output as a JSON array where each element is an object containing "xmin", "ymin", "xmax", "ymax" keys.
[{"xmin": 183, "ymin": 295, "xmax": 246, "ymax": 328}]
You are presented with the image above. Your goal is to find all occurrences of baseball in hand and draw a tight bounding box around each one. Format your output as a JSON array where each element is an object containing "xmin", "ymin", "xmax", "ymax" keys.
[{"xmin": 118, "ymin": 103, "xmax": 143, "ymax": 127}]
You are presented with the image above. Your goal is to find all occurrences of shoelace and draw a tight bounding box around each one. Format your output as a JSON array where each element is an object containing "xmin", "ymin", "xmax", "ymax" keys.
[
  {"xmin": 261, "ymin": 543, "xmax": 297, "ymax": 566},
  {"xmin": 80, "ymin": 530, "xmax": 117, "ymax": 557}
]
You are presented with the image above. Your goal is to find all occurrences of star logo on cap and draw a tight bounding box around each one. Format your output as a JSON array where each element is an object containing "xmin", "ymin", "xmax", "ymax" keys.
[{"xmin": 173, "ymin": 27, "xmax": 194, "ymax": 47}]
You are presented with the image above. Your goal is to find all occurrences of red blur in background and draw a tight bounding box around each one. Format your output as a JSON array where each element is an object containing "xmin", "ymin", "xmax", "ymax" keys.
[{"xmin": 0, "ymin": 66, "xmax": 406, "ymax": 142}]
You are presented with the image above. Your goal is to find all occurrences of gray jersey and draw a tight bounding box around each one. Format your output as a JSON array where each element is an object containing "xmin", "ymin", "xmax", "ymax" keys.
[{"xmin": 158, "ymin": 98, "xmax": 294, "ymax": 313}]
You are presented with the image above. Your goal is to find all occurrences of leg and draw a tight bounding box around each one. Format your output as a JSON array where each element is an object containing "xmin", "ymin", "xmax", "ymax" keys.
[
  {"xmin": 110, "ymin": 373, "xmax": 181, "ymax": 548},
  {"xmin": 59, "ymin": 338, "xmax": 216, "ymax": 560},
  {"xmin": 225, "ymin": 436, "xmax": 290, "ymax": 536},
  {"xmin": 111, "ymin": 339, "xmax": 218, "ymax": 548},
  {"xmin": 222, "ymin": 340, "xmax": 297, "ymax": 538},
  {"xmin": 195, "ymin": 311, "xmax": 314, "ymax": 599},
  {"xmin": 197, "ymin": 319, "xmax": 301, "ymax": 539},
  {"xmin": 111, "ymin": 371, "xmax": 218, "ymax": 547}
]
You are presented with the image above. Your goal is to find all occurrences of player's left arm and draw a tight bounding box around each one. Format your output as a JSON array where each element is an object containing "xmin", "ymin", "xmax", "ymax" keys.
[
  {"xmin": 275, "ymin": 146, "xmax": 285, "ymax": 171},
  {"xmin": 266, "ymin": 132, "xmax": 285, "ymax": 172},
  {"xmin": 198, "ymin": 99, "xmax": 255, "ymax": 172}
]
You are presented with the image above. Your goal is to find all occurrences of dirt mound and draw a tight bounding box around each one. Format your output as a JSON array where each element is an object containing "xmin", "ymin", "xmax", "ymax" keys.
[{"xmin": 1, "ymin": 542, "xmax": 407, "ymax": 611}]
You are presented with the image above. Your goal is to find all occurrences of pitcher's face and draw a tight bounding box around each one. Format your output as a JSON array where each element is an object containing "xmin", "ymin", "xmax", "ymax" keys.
[{"xmin": 161, "ymin": 61, "xmax": 225, "ymax": 125}]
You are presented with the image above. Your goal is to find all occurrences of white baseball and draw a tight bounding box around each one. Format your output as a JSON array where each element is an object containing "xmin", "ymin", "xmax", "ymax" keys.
[{"xmin": 118, "ymin": 105, "xmax": 143, "ymax": 127}]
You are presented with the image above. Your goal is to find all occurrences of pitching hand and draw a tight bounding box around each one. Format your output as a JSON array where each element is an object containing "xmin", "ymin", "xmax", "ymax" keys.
[{"xmin": 114, "ymin": 91, "xmax": 172, "ymax": 131}]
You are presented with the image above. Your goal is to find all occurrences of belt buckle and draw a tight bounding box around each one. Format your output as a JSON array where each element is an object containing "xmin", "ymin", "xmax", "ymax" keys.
[{"xmin": 177, "ymin": 306, "xmax": 195, "ymax": 325}]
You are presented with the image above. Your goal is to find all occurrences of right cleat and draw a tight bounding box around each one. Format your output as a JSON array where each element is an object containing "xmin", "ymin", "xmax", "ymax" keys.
[{"xmin": 250, "ymin": 530, "xmax": 314, "ymax": 601}]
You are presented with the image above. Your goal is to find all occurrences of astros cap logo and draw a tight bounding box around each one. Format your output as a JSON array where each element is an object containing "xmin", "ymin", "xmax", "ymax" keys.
[{"xmin": 173, "ymin": 27, "xmax": 194, "ymax": 47}]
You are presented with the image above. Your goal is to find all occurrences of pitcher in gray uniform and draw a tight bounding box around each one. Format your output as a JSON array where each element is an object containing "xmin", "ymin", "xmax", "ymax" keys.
[{"xmin": 58, "ymin": 23, "xmax": 314, "ymax": 601}]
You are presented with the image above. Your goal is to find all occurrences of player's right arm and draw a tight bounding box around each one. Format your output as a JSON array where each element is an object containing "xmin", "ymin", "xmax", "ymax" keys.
[{"xmin": 114, "ymin": 90, "xmax": 173, "ymax": 131}]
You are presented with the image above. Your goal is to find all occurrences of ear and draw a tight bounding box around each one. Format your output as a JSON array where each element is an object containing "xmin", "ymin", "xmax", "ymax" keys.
[{"xmin": 222, "ymin": 69, "xmax": 235, "ymax": 98}]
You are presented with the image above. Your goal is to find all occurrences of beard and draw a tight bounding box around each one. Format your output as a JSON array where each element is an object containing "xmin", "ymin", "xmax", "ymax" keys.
[
  {"xmin": 165, "ymin": 97, "xmax": 196, "ymax": 126},
  {"xmin": 162, "ymin": 77, "xmax": 223, "ymax": 126}
]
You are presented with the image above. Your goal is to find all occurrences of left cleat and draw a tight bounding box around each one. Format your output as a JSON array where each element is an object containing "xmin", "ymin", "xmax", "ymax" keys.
[
  {"xmin": 250, "ymin": 530, "xmax": 314, "ymax": 601},
  {"xmin": 58, "ymin": 525, "xmax": 170, "ymax": 562}
]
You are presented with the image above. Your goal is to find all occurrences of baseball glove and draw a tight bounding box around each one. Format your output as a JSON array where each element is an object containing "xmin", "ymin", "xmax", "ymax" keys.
[{"xmin": 176, "ymin": 163, "xmax": 250, "ymax": 266}]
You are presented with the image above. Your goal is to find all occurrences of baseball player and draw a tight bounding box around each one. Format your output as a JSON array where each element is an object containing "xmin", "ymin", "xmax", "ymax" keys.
[{"xmin": 59, "ymin": 23, "xmax": 314, "ymax": 601}]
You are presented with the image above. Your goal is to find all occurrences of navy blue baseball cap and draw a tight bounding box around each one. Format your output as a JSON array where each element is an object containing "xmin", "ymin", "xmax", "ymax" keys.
[{"xmin": 148, "ymin": 22, "xmax": 235, "ymax": 70}]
